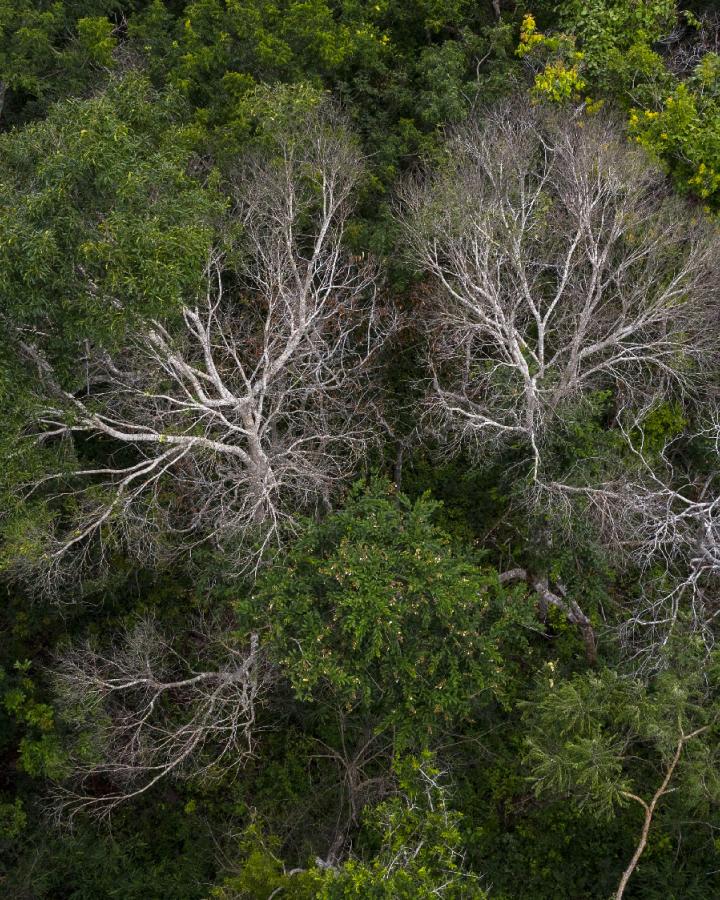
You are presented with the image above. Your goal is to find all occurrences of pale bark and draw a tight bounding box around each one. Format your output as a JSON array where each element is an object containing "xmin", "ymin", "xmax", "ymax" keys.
[
  {"xmin": 543, "ymin": 411, "xmax": 720, "ymax": 669},
  {"xmin": 499, "ymin": 567, "xmax": 597, "ymax": 664},
  {"xmin": 52, "ymin": 618, "xmax": 271, "ymax": 820},
  {"xmin": 21, "ymin": 107, "xmax": 392, "ymax": 591},
  {"xmin": 616, "ymin": 725, "xmax": 709, "ymax": 899},
  {"xmin": 400, "ymin": 104, "xmax": 718, "ymax": 482}
]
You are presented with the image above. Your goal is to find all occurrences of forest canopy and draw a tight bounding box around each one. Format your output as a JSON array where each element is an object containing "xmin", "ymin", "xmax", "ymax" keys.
[{"xmin": 2, "ymin": 2, "xmax": 720, "ymax": 898}]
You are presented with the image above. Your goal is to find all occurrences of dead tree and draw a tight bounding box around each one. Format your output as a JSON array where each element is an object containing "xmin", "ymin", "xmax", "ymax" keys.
[
  {"xmin": 22, "ymin": 106, "xmax": 392, "ymax": 590},
  {"xmin": 309, "ymin": 712, "xmax": 394, "ymax": 863},
  {"xmin": 51, "ymin": 617, "xmax": 270, "ymax": 820},
  {"xmin": 543, "ymin": 411, "xmax": 720, "ymax": 669},
  {"xmin": 660, "ymin": 9, "xmax": 720, "ymax": 77},
  {"xmin": 400, "ymin": 102, "xmax": 719, "ymax": 665},
  {"xmin": 400, "ymin": 102, "xmax": 718, "ymax": 483}
]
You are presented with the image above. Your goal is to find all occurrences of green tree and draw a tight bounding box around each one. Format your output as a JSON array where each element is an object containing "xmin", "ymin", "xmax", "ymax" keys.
[
  {"xmin": 0, "ymin": 0, "xmax": 126, "ymax": 125},
  {"xmin": 0, "ymin": 73, "xmax": 218, "ymax": 593},
  {"xmin": 213, "ymin": 754, "xmax": 486, "ymax": 899},
  {"xmin": 0, "ymin": 73, "xmax": 216, "ymax": 365},
  {"xmin": 250, "ymin": 482, "xmax": 532, "ymax": 742},
  {"xmin": 518, "ymin": 3, "xmax": 720, "ymax": 208},
  {"xmin": 524, "ymin": 654, "xmax": 720, "ymax": 898}
]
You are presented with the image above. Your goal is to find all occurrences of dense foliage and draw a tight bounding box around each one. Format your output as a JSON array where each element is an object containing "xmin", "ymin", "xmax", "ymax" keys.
[{"xmin": 2, "ymin": 1, "xmax": 720, "ymax": 898}]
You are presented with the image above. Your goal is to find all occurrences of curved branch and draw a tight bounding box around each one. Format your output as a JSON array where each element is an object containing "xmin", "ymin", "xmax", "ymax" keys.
[{"xmin": 616, "ymin": 725, "xmax": 710, "ymax": 899}]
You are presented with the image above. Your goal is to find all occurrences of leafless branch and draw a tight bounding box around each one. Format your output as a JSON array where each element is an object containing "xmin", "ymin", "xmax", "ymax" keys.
[
  {"xmin": 500, "ymin": 567, "xmax": 597, "ymax": 664},
  {"xmin": 50, "ymin": 617, "xmax": 271, "ymax": 821},
  {"xmin": 400, "ymin": 102, "xmax": 718, "ymax": 484},
  {"xmin": 20, "ymin": 105, "xmax": 394, "ymax": 592},
  {"xmin": 660, "ymin": 11, "xmax": 720, "ymax": 78},
  {"xmin": 543, "ymin": 409, "xmax": 720, "ymax": 669}
]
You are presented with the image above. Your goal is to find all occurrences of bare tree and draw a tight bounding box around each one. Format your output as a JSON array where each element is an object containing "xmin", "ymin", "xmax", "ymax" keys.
[
  {"xmin": 20, "ymin": 105, "xmax": 392, "ymax": 590},
  {"xmin": 400, "ymin": 102, "xmax": 718, "ymax": 483},
  {"xmin": 309, "ymin": 712, "xmax": 394, "ymax": 865},
  {"xmin": 399, "ymin": 102, "xmax": 720, "ymax": 664},
  {"xmin": 543, "ymin": 410, "xmax": 720, "ymax": 669},
  {"xmin": 51, "ymin": 617, "xmax": 270, "ymax": 820},
  {"xmin": 660, "ymin": 9, "xmax": 720, "ymax": 77}
]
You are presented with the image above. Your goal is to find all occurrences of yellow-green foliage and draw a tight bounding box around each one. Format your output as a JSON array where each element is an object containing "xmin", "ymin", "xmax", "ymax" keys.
[
  {"xmin": 519, "ymin": 5, "xmax": 720, "ymax": 209},
  {"xmin": 516, "ymin": 15, "xmax": 589, "ymax": 105},
  {"xmin": 630, "ymin": 82, "xmax": 720, "ymax": 206}
]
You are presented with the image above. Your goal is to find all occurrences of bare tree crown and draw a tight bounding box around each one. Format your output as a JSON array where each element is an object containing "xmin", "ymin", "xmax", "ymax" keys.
[
  {"xmin": 51, "ymin": 618, "xmax": 269, "ymax": 820},
  {"xmin": 542, "ymin": 410, "xmax": 720, "ymax": 669},
  {"xmin": 23, "ymin": 105, "xmax": 392, "ymax": 590},
  {"xmin": 401, "ymin": 103, "xmax": 719, "ymax": 479}
]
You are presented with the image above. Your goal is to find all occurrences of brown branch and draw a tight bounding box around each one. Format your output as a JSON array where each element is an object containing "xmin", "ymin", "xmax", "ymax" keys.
[{"xmin": 500, "ymin": 568, "xmax": 597, "ymax": 665}]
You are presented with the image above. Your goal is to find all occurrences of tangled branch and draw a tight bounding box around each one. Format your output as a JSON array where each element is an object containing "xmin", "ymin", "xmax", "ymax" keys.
[
  {"xmin": 51, "ymin": 618, "xmax": 270, "ymax": 821},
  {"xmin": 20, "ymin": 106, "xmax": 393, "ymax": 591}
]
